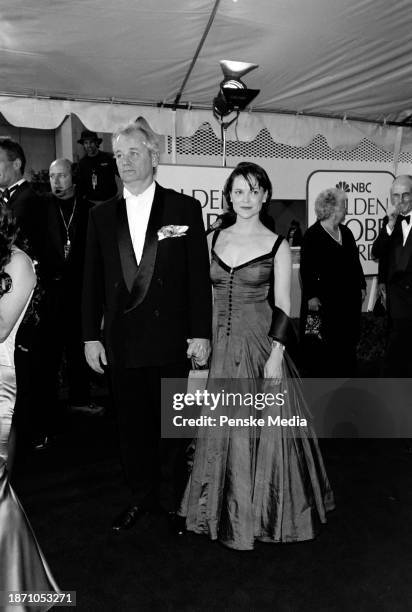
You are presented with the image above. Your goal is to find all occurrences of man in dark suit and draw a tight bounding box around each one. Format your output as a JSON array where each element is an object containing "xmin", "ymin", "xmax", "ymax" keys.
[
  {"xmin": 0, "ymin": 137, "xmax": 44, "ymax": 270},
  {"xmin": 35, "ymin": 158, "xmax": 103, "ymax": 443},
  {"xmin": 372, "ymin": 174, "xmax": 412, "ymax": 376},
  {"xmin": 76, "ymin": 130, "xmax": 119, "ymax": 205},
  {"xmin": 82, "ymin": 117, "xmax": 212, "ymax": 532}
]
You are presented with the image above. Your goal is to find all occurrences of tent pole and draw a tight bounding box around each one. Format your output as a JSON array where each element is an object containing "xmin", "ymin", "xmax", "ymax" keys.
[
  {"xmin": 221, "ymin": 123, "xmax": 227, "ymax": 167},
  {"xmin": 172, "ymin": 0, "xmax": 222, "ymax": 109},
  {"xmin": 218, "ymin": 111, "xmax": 239, "ymax": 166},
  {"xmin": 393, "ymin": 126, "xmax": 403, "ymax": 175}
]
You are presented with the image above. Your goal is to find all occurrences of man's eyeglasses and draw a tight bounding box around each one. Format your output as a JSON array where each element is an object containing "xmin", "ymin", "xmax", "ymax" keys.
[{"xmin": 392, "ymin": 192, "xmax": 412, "ymax": 202}]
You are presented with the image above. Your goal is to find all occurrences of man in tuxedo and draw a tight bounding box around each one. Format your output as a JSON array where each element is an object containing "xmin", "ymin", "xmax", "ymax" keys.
[
  {"xmin": 372, "ymin": 174, "xmax": 412, "ymax": 376},
  {"xmin": 82, "ymin": 118, "xmax": 212, "ymax": 532},
  {"xmin": 0, "ymin": 137, "xmax": 44, "ymax": 266}
]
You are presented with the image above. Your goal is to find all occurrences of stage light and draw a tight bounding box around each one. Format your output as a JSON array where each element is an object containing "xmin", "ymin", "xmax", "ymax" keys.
[{"xmin": 213, "ymin": 60, "xmax": 260, "ymax": 118}]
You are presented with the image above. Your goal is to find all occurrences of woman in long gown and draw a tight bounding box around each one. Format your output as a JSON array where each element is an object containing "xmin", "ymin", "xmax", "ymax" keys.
[
  {"xmin": 180, "ymin": 162, "xmax": 334, "ymax": 550},
  {"xmin": 300, "ymin": 187, "xmax": 366, "ymax": 377},
  {"xmin": 0, "ymin": 209, "xmax": 59, "ymax": 609}
]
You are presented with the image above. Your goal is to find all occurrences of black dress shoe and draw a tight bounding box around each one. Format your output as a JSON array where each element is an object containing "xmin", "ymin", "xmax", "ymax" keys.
[
  {"xmin": 168, "ymin": 512, "xmax": 186, "ymax": 536},
  {"xmin": 68, "ymin": 402, "xmax": 105, "ymax": 416},
  {"xmin": 112, "ymin": 505, "xmax": 150, "ymax": 532}
]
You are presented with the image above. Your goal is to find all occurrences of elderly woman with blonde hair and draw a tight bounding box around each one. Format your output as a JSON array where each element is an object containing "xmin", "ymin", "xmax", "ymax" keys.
[{"xmin": 300, "ymin": 188, "xmax": 366, "ymax": 376}]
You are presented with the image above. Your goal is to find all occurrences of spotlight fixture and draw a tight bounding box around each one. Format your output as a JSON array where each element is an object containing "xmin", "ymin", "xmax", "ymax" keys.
[{"xmin": 213, "ymin": 60, "xmax": 260, "ymax": 118}]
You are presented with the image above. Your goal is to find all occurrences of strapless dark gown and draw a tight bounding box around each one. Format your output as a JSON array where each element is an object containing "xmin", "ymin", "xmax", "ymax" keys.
[{"xmin": 180, "ymin": 233, "xmax": 335, "ymax": 550}]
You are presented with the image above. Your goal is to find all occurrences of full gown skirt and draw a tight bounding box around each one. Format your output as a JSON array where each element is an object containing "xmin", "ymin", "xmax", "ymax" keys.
[
  {"xmin": 0, "ymin": 254, "xmax": 59, "ymax": 610},
  {"xmin": 181, "ymin": 234, "xmax": 335, "ymax": 550}
]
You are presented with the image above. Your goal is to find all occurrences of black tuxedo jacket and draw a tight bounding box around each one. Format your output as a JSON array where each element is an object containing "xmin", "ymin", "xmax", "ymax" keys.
[
  {"xmin": 82, "ymin": 183, "xmax": 212, "ymax": 368},
  {"xmin": 372, "ymin": 215, "xmax": 412, "ymax": 319},
  {"xmin": 42, "ymin": 192, "xmax": 91, "ymax": 295},
  {"xmin": 7, "ymin": 181, "xmax": 46, "ymax": 262}
]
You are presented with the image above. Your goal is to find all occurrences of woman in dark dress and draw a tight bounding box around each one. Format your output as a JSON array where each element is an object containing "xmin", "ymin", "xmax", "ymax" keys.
[
  {"xmin": 300, "ymin": 188, "xmax": 366, "ymax": 377},
  {"xmin": 180, "ymin": 163, "xmax": 334, "ymax": 550}
]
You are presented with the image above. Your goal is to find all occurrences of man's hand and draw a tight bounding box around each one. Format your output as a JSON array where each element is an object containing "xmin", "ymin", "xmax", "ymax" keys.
[
  {"xmin": 361, "ymin": 288, "xmax": 367, "ymax": 303},
  {"xmin": 187, "ymin": 338, "xmax": 210, "ymax": 366},
  {"xmin": 387, "ymin": 200, "xmax": 399, "ymax": 230},
  {"xmin": 308, "ymin": 296, "xmax": 321, "ymax": 311},
  {"xmin": 378, "ymin": 283, "xmax": 387, "ymax": 308},
  {"xmin": 85, "ymin": 340, "xmax": 107, "ymax": 374}
]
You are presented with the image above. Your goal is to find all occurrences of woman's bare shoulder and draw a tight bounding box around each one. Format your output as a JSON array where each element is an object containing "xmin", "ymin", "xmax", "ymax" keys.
[
  {"xmin": 264, "ymin": 227, "xmax": 277, "ymax": 238},
  {"xmin": 261, "ymin": 228, "xmax": 279, "ymax": 249},
  {"xmin": 219, "ymin": 227, "xmax": 233, "ymax": 237},
  {"xmin": 257, "ymin": 225, "xmax": 278, "ymax": 241},
  {"xmin": 9, "ymin": 248, "xmax": 33, "ymax": 266},
  {"xmin": 274, "ymin": 235, "xmax": 291, "ymax": 260},
  {"xmin": 6, "ymin": 250, "xmax": 35, "ymax": 281},
  {"xmin": 214, "ymin": 227, "xmax": 234, "ymax": 245}
]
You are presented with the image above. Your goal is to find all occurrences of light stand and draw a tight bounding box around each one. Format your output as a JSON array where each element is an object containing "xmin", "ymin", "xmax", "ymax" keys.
[{"xmin": 218, "ymin": 111, "xmax": 240, "ymax": 167}]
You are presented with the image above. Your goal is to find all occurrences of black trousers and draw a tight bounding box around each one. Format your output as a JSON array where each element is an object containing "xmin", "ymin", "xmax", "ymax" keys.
[
  {"xmin": 35, "ymin": 282, "xmax": 91, "ymax": 435},
  {"xmin": 111, "ymin": 360, "xmax": 190, "ymax": 512},
  {"xmin": 383, "ymin": 318, "xmax": 412, "ymax": 377}
]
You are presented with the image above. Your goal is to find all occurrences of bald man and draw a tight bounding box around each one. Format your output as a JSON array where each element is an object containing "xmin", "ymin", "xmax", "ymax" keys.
[
  {"xmin": 35, "ymin": 159, "xmax": 103, "ymax": 443},
  {"xmin": 372, "ymin": 175, "xmax": 412, "ymax": 376}
]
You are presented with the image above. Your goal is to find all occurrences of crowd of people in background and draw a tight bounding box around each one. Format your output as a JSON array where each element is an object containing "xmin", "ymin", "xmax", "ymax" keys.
[
  {"xmin": 0, "ymin": 117, "xmax": 410, "ymax": 591},
  {"xmin": 0, "ymin": 132, "xmax": 117, "ymax": 454}
]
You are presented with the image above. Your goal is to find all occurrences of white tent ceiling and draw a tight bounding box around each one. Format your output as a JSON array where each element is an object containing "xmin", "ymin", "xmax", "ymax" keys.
[{"xmin": 1, "ymin": 0, "xmax": 412, "ymax": 150}]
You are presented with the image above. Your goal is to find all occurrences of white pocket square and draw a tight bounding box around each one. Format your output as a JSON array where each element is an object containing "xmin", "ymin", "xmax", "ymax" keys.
[{"xmin": 157, "ymin": 225, "xmax": 189, "ymax": 241}]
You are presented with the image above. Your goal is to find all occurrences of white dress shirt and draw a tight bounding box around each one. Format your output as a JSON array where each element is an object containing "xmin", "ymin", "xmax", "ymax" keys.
[
  {"xmin": 85, "ymin": 181, "xmax": 156, "ymax": 347},
  {"xmin": 124, "ymin": 181, "xmax": 156, "ymax": 264},
  {"xmin": 386, "ymin": 214, "xmax": 412, "ymax": 245},
  {"xmin": 4, "ymin": 178, "xmax": 26, "ymax": 199},
  {"xmin": 9, "ymin": 178, "xmax": 26, "ymax": 191}
]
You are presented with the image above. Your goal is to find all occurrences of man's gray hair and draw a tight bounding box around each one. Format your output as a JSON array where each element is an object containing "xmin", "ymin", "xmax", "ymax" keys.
[
  {"xmin": 112, "ymin": 116, "xmax": 160, "ymax": 157},
  {"xmin": 391, "ymin": 174, "xmax": 412, "ymax": 191}
]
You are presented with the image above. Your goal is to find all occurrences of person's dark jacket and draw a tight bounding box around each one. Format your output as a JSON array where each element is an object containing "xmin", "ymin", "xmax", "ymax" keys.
[
  {"xmin": 372, "ymin": 215, "xmax": 412, "ymax": 320},
  {"xmin": 42, "ymin": 192, "xmax": 91, "ymax": 296},
  {"xmin": 82, "ymin": 183, "xmax": 212, "ymax": 368}
]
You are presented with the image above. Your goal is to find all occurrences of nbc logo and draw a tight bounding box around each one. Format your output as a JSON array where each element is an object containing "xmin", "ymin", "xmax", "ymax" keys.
[{"xmin": 336, "ymin": 181, "xmax": 350, "ymax": 192}]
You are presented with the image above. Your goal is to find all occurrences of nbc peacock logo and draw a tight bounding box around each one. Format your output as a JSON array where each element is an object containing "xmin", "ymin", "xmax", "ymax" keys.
[{"xmin": 336, "ymin": 181, "xmax": 350, "ymax": 192}]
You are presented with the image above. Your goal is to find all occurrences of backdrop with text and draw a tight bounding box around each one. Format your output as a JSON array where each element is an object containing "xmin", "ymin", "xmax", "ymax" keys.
[{"xmin": 157, "ymin": 164, "xmax": 233, "ymax": 231}]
